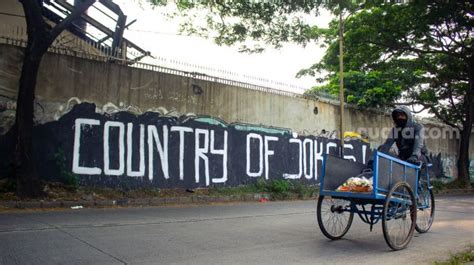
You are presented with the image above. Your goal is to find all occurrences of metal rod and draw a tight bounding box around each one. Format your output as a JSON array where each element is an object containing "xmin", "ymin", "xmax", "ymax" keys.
[{"xmin": 92, "ymin": 4, "xmax": 117, "ymax": 22}]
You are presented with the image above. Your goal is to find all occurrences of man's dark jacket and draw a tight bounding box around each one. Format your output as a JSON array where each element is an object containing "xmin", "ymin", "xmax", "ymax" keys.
[{"xmin": 379, "ymin": 106, "xmax": 428, "ymax": 161}]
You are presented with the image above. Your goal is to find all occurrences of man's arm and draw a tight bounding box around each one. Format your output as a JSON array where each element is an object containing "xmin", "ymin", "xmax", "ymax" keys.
[
  {"xmin": 378, "ymin": 128, "xmax": 396, "ymax": 153},
  {"xmin": 411, "ymin": 124, "xmax": 425, "ymax": 159}
]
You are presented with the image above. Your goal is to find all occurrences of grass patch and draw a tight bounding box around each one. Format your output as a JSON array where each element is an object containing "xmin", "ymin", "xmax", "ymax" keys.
[
  {"xmin": 208, "ymin": 179, "xmax": 318, "ymax": 200},
  {"xmin": 431, "ymin": 180, "xmax": 445, "ymax": 194},
  {"xmin": 431, "ymin": 179, "xmax": 473, "ymax": 194},
  {"xmin": 0, "ymin": 178, "xmax": 17, "ymax": 200},
  {"xmin": 54, "ymin": 148, "xmax": 79, "ymax": 190},
  {"xmin": 1, "ymin": 178, "xmax": 318, "ymax": 202},
  {"xmin": 433, "ymin": 245, "xmax": 474, "ymax": 265}
]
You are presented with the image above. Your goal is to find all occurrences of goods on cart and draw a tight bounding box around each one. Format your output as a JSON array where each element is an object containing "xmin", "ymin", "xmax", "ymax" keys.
[{"xmin": 336, "ymin": 176, "xmax": 373, "ymax": 192}]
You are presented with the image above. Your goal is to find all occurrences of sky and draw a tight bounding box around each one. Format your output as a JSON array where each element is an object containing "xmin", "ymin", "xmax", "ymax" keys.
[{"xmin": 101, "ymin": 1, "xmax": 333, "ymax": 93}]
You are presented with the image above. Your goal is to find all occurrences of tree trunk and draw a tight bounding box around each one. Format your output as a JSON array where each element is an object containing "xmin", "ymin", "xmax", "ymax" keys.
[
  {"xmin": 457, "ymin": 78, "xmax": 473, "ymax": 188},
  {"xmin": 14, "ymin": 0, "xmax": 94, "ymax": 197},
  {"xmin": 14, "ymin": 42, "xmax": 46, "ymax": 198},
  {"xmin": 458, "ymin": 130, "xmax": 471, "ymax": 188}
]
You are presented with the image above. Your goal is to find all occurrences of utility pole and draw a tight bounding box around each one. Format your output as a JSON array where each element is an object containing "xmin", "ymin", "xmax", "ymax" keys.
[
  {"xmin": 338, "ymin": 11, "xmax": 345, "ymax": 157},
  {"xmin": 338, "ymin": 4, "xmax": 364, "ymax": 158}
]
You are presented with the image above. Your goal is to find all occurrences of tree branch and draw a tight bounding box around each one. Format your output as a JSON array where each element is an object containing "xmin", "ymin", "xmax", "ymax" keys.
[
  {"xmin": 396, "ymin": 98, "xmax": 460, "ymax": 129},
  {"xmin": 393, "ymin": 100, "xmax": 424, "ymax": 106},
  {"xmin": 423, "ymin": 103, "xmax": 460, "ymax": 129},
  {"xmin": 369, "ymin": 34, "xmax": 463, "ymax": 60},
  {"xmin": 47, "ymin": 0, "xmax": 96, "ymax": 45},
  {"xmin": 444, "ymin": 19, "xmax": 465, "ymax": 50},
  {"xmin": 410, "ymin": 105, "xmax": 428, "ymax": 114},
  {"xmin": 447, "ymin": 86, "xmax": 459, "ymax": 113},
  {"xmin": 19, "ymin": 0, "xmax": 48, "ymax": 41}
]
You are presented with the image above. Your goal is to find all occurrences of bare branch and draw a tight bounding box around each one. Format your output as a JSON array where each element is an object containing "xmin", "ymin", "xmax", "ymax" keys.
[
  {"xmin": 447, "ymin": 86, "xmax": 459, "ymax": 113},
  {"xmin": 423, "ymin": 103, "xmax": 460, "ymax": 129},
  {"xmin": 444, "ymin": 19, "xmax": 465, "ymax": 50},
  {"xmin": 394, "ymin": 100, "xmax": 424, "ymax": 106},
  {"xmin": 411, "ymin": 105, "xmax": 428, "ymax": 114}
]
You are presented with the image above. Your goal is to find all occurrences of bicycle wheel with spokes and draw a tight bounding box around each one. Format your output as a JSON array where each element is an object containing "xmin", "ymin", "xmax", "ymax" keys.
[
  {"xmin": 382, "ymin": 182, "xmax": 417, "ymax": 250},
  {"xmin": 416, "ymin": 181, "xmax": 435, "ymax": 233},
  {"xmin": 317, "ymin": 195, "xmax": 354, "ymax": 240}
]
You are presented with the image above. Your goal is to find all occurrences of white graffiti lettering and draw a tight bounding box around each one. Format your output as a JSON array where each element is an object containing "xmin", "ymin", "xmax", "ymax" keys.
[
  {"xmin": 72, "ymin": 118, "xmax": 102, "ymax": 175},
  {"xmin": 246, "ymin": 133, "xmax": 263, "ymax": 177},
  {"xmin": 314, "ymin": 140, "xmax": 324, "ymax": 180},
  {"xmin": 127, "ymin": 123, "xmax": 145, "ymax": 177},
  {"xmin": 303, "ymin": 138, "xmax": 314, "ymax": 180},
  {"xmin": 195, "ymin": 129, "xmax": 210, "ymax": 185},
  {"xmin": 343, "ymin": 143, "xmax": 356, "ymax": 162},
  {"xmin": 70, "ymin": 118, "xmax": 370, "ymax": 187},
  {"xmin": 283, "ymin": 138, "xmax": 302, "ymax": 179},
  {"xmin": 148, "ymin": 125, "xmax": 169, "ymax": 181},
  {"xmin": 104, "ymin": 121, "xmax": 125, "ymax": 176},
  {"xmin": 171, "ymin": 126, "xmax": 193, "ymax": 181},
  {"xmin": 210, "ymin": 130, "xmax": 228, "ymax": 184},
  {"xmin": 264, "ymin": 136, "xmax": 278, "ymax": 180}
]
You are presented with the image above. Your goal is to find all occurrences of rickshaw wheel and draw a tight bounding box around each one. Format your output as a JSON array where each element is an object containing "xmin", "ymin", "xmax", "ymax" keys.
[
  {"xmin": 415, "ymin": 182, "xmax": 435, "ymax": 233},
  {"xmin": 317, "ymin": 195, "xmax": 354, "ymax": 240},
  {"xmin": 382, "ymin": 182, "xmax": 417, "ymax": 250}
]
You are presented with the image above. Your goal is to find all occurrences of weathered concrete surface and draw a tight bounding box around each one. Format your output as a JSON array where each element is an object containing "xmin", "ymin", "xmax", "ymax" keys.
[
  {"xmin": 0, "ymin": 196, "xmax": 472, "ymax": 265},
  {"xmin": 0, "ymin": 44, "xmax": 471, "ymax": 181},
  {"xmin": 0, "ymin": 45, "xmax": 466, "ymax": 149}
]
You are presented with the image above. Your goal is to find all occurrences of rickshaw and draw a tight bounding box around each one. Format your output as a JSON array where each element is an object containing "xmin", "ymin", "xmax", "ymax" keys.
[{"xmin": 317, "ymin": 151, "xmax": 435, "ymax": 250}]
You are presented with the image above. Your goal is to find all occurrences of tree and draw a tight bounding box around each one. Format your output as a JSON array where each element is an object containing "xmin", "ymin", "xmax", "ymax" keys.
[
  {"xmin": 305, "ymin": 70, "xmax": 403, "ymax": 108},
  {"xmin": 306, "ymin": 1, "xmax": 472, "ymax": 187},
  {"xmin": 149, "ymin": 0, "xmax": 355, "ymax": 51},
  {"xmin": 14, "ymin": 0, "xmax": 95, "ymax": 197},
  {"xmin": 151, "ymin": 0, "xmax": 472, "ymax": 186}
]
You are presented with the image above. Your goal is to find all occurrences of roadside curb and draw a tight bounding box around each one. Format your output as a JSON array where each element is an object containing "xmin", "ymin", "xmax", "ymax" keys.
[
  {"xmin": 436, "ymin": 188, "xmax": 474, "ymax": 196},
  {"xmin": 0, "ymin": 193, "xmax": 278, "ymax": 210},
  {"xmin": 1, "ymin": 189, "xmax": 471, "ymax": 211}
]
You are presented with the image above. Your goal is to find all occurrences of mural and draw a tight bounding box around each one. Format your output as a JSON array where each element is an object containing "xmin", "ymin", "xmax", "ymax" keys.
[{"xmin": 0, "ymin": 103, "xmax": 370, "ymax": 189}]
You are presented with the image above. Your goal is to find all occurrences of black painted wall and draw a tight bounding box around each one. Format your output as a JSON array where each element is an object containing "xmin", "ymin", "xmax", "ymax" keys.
[{"xmin": 1, "ymin": 103, "xmax": 374, "ymax": 188}]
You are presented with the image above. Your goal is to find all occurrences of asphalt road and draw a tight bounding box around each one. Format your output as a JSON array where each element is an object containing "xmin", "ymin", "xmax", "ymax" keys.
[{"xmin": 0, "ymin": 195, "xmax": 472, "ymax": 265}]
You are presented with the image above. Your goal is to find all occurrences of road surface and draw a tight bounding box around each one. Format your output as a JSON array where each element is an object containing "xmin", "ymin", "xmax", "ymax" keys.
[{"xmin": 0, "ymin": 195, "xmax": 473, "ymax": 265}]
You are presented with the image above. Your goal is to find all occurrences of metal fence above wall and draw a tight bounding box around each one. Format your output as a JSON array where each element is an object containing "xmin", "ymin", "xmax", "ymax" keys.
[{"xmin": 0, "ymin": 24, "xmax": 308, "ymax": 98}]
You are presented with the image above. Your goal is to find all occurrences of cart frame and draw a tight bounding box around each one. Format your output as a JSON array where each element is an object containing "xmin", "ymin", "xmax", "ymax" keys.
[{"xmin": 317, "ymin": 151, "xmax": 435, "ymax": 250}]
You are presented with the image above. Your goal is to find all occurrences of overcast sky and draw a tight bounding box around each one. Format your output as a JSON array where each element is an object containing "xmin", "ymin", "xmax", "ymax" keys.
[{"xmin": 106, "ymin": 1, "xmax": 333, "ymax": 93}]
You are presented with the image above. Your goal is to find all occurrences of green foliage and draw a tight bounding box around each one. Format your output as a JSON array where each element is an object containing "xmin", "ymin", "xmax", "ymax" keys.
[
  {"xmin": 208, "ymin": 179, "xmax": 318, "ymax": 200},
  {"xmin": 315, "ymin": 1, "xmax": 472, "ymax": 130},
  {"xmin": 54, "ymin": 149, "xmax": 79, "ymax": 190},
  {"xmin": 261, "ymin": 179, "xmax": 318, "ymax": 199},
  {"xmin": 429, "ymin": 179, "xmax": 472, "ymax": 194},
  {"xmin": 430, "ymin": 180, "xmax": 445, "ymax": 194},
  {"xmin": 268, "ymin": 179, "xmax": 290, "ymax": 193},
  {"xmin": 151, "ymin": 0, "xmax": 471, "ymax": 126},
  {"xmin": 150, "ymin": 0, "xmax": 367, "ymax": 52},
  {"xmin": 254, "ymin": 178, "xmax": 267, "ymax": 192},
  {"xmin": 304, "ymin": 70, "xmax": 403, "ymax": 108},
  {"xmin": 310, "ymin": 1, "xmax": 472, "ymax": 186},
  {"xmin": 433, "ymin": 245, "xmax": 474, "ymax": 265},
  {"xmin": 444, "ymin": 179, "xmax": 470, "ymax": 190}
]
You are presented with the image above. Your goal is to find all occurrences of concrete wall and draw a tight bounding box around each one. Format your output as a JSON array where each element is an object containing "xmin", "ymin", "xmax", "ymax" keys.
[
  {"xmin": 0, "ymin": 44, "xmax": 472, "ymax": 183},
  {"xmin": 0, "ymin": 0, "xmax": 24, "ymax": 27}
]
